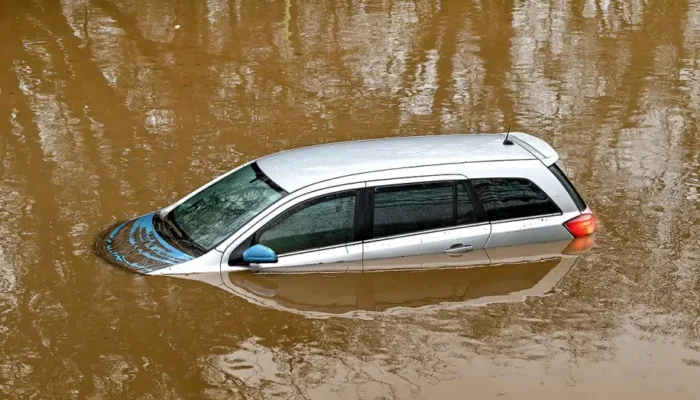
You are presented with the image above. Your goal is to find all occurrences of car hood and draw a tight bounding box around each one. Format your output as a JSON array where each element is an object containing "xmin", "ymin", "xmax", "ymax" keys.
[{"xmin": 95, "ymin": 213, "xmax": 195, "ymax": 274}]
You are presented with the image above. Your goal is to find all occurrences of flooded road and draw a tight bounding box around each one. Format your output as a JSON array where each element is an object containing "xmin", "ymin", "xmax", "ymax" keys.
[{"xmin": 1, "ymin": 0, "xmax": 700, "ymax": 398}]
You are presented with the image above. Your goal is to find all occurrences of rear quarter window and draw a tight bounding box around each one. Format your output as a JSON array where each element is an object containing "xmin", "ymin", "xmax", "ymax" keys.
[
  {"xmin": 548, "ymin": 163, "xmax": 587, "ymax": 211},
  {"xmin": 470, "ymin": 178, "xmax": 561, "ymax": 222}
]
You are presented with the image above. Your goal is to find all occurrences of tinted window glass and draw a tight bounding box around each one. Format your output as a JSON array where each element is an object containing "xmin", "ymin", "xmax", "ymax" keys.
[
  {"xmin": 456, "ymin": 181, "xmax": 478, "ymax": 224},
  {"xmin": 171, "ymin": 163, "xmax": 284, "ymax": 251},
  {"xmin": 471, "ymin": 178, "xmax": 560, "ymax": 221},
  {"xmin": 373, "ymin": 182, "xmax": 453, "ymax": 238},
  {"xmin": 258, "ymin": 192, "xmax": 356, "ymax": 255}
]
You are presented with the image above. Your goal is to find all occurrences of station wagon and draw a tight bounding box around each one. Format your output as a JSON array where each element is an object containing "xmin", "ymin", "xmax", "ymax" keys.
[{"xmin": 96, "ymin": 132, "xmax": 597, "ymax": 275}]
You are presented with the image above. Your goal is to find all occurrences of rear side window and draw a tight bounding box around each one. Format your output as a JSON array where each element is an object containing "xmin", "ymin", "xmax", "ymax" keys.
[
  {"xmin": 471, "ymin": 178, "xmax": 560, "ymax": 222},
  {"xmin": 371, "ymin": 181, "xmax": 479, "ymax": 239},
  {"xmin": 257, "ymin": 191, "xmax": 356, "ymax": 254},
  {"xmin": 373, "ymin": 182, "xmax": 453, "ymax": 238},
  {"xmin": 548, "ymin": 163, "xmax": 587, "ymax": 211}
]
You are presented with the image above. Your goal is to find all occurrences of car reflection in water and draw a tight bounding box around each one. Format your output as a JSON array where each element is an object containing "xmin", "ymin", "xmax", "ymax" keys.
[{"xmin": 174, "ymin": 237, "xmax": 594, "ymax": 317}]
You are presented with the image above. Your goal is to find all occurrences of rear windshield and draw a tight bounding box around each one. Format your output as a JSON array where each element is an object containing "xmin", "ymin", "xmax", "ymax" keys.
[{"xmin": 548, "ymin": 163, "xmax": 587, "ymax": 211}]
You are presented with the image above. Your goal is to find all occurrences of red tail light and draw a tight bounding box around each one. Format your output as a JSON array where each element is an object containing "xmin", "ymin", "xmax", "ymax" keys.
[{"xmin": 564, "ymin": 213, "xmax": 597, "ymax": 238}]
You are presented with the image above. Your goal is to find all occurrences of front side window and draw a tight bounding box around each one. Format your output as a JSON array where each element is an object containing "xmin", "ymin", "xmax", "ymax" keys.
[
  {"xmin": 470, "ymin": 178, "xmax": 560, "ymax": 222},
  {"xmin": 257, "ymin": 191, "xmax": 356, "ymax": 255},
  {"xmin": 167, "ymin": 163, "xmax": 285, "ymax": 251},
  {"xmin": 372, "ymin": 182, "xmax": 454, "ymax": 239}
]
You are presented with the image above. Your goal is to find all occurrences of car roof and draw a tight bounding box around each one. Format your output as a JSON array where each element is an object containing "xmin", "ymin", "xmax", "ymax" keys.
[{"xmin": 257, "ymin": 133, "xmax": 553, "ymax": 192}]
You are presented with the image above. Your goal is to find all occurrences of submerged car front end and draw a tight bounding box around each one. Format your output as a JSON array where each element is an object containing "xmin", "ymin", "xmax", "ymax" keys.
[
  {"xmin": 95, "ymin": 161, "xmax": 288, "ymax": 275},
  {"xmin": 95, "ymin": 212, "xmax": 194, "ymax": 274}
]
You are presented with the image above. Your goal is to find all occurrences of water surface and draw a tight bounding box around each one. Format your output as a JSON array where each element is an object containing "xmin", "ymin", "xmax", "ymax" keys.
[{"xmin": 1, "ymin": 0, "xmax": 699, "ymax": 398}]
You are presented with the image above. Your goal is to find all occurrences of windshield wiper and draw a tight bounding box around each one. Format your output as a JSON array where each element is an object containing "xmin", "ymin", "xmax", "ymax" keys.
[
  {"xmin": 165, "ymin": 216, "xmax": 184, "ymax": 238},
  {"xmin": 152, "ymin": 212, "xmax": 172, "ymax": 239},
  {"xmin": 164, "ymin": 212, "xmax": 206, "ymax": 255},
  {"xmin": 153, "ymin": 212, "xmax": 206, "ymax": 256}
]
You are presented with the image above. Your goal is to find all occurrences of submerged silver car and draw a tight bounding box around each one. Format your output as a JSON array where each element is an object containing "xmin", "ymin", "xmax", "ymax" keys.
[{"xmin": 96, "ymin": 132, "xmax": 597, "ymax": 275}]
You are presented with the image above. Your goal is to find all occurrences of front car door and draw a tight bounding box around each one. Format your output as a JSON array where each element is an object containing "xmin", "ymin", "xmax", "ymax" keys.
[
  {"xmin": 224, "ymin": 185, "xmax": 364, "ymax": 273},
  {"xmin": 362, "ymin": 176, "xmax": 491, "ymax": 271}
]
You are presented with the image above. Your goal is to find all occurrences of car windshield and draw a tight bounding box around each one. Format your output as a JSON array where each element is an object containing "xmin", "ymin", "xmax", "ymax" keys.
[{"xmin": 164, "ymin": 163, "xmax": 285, "ymax": 252}]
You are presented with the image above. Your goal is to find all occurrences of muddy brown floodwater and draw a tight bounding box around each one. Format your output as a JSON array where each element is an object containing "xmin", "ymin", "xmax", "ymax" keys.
[{"xmin": 1, "ymin": 0, "xmax": 700, "ymax": 398}]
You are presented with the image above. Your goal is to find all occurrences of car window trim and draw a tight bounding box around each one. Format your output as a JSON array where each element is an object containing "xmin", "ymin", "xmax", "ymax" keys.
[
  {"xmin": 363, "ymin": 221, "xmax": 490, "ymax": 243},
  {"xmin": 548, "ymin": 164, "xmax": 587, "ymax": 211},
  {"xmin": 270, "ymin": 240, "xmax": 364, "ymax": 257},
  {"xmin": 356, "ymin": 188, "xmax": 372, "ymax": 241},
  {"xmin": 253, "ymin": 189, "xmax": 360, "ymax": 255},
  {"xmin": 251, "ymin": 162, "xmax": 288, "ymax": 195},
  {"xmin": 451, "ymin": 181, "xmax": 458, "ymax": 225},
  {"xmin": 461, "ymin": 179, "xmax": 488, "ymax": 222},
  {"xmin": 486, "ymin": 212, "xmax": 563, "ymax": 224}
]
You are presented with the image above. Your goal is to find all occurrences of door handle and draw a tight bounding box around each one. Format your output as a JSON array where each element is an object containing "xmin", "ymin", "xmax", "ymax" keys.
[{"xmin": 445, "ymin": 244, "xmax": 473, "ymax": 254}]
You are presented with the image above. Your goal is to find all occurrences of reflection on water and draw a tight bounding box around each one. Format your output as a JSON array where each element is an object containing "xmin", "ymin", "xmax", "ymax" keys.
[
  {"xmin": 2, "ymin": 0, "xmax": 700, "ymax": 398},
  {"xmin": 212, "ymin": 241, "xmax": 585, "ymax": 316}
]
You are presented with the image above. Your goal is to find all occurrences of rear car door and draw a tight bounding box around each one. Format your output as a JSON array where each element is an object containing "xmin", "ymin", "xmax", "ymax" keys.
[{"xmin": 361, "ymin": 176, "xmax": 491, "ymax": 271}]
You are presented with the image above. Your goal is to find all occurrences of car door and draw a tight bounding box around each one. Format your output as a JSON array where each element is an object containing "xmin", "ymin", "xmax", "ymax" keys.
[
  {"xmin": 226, "ymin": 187, "xmax": 364, "ymax": 273},
  {"xmin": 362, "ymin": 176, "xmax": 491, "ymax": 271}
]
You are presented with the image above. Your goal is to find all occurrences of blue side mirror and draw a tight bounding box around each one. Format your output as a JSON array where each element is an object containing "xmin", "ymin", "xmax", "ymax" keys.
[{"xmin": 242, "ymin": 244, "xmax": 278, "ymax": 264}]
